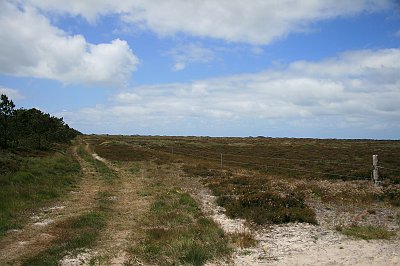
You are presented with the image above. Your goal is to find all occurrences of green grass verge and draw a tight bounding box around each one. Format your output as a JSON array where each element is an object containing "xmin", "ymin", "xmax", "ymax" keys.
[
  {"xmin": 130, "ymin": 189, "xmax": 231, "ymax": 265},
  {"xmin": 338, "ymin": 225, "xmax": 395, "ymax": 240},
  {"xmin": 0, "ymin": 150, "xmax": 81, "ymax": 236}
]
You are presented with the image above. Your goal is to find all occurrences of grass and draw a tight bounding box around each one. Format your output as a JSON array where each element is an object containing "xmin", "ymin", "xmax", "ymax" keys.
[
  {"xmin": 77, "ymin": 145, "xmax": 118, "ymax": 181},
  {"xmin": 181, "ymin": 164, "xmax": 318, "ymax": 225},
  {"xmin": 0, "ymin": 149, "xmax": 81, "ymax": 236},
  {"xmin": 85, "ymin": 135, "xmax": 400, "ymax": 192},
  {"xmin": 129, "ymin": 164, "xmax": 140, "ymax": 174},
  {"xmin": 82, "ymin": 135, "xmax": 400, "ymax": 226},
  {"xmin": 93, "ymin": 140, "xmax": 172, "ymax": 164},
  {"xmin": 382, "ymin": 186, "xmax": 400, "ymax": 206},
  {"xmin": 23, "ymin": 191, "xmax": 112, "ymax": 265},
  {"xmin": 69, "ymin": 135, "xmax": 400, "ymax": 263},
  {"xmin": 128, "ymin": 164, "xmax": 231, "ymax": 266},
  {"xmin": 22, "ymin": 143, "xmax": 117, "ymax": 265},
  {"xmin": 231, "ymin": 230, "xmax": 257, "ymax": 249},
  {"xmin": 337, "ymin": 225, "xmax": 395, "ymax": 240},
  {"xmin": 131, "ymin": 190, "xmax": 231, "ymax": 265}
]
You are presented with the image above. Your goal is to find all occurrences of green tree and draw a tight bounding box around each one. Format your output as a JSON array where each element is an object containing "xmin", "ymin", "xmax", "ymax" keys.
[
  {"xmin": 12, "ymin": 108, "xmax": 80, "ymax": 149},
  {"xmin": 2, "ymin": 95, "xmax": 80, "ymax": 150},
  {"xmin": 0, "ymin": 94, "xmax": 16, "ymax": 148}
]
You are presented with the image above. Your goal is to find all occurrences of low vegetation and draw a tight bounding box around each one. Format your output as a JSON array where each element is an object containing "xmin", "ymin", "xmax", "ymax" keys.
[
  {"xmin": 0, "ymin": 148, "xmax": 81, "ymax": 236},
  {"xmin": 231, "ymin": 230, "xmax": 257, "ymax": 249},
  {"xmin": 2, "ymin": 132, "xmax": 397, "ymax": 264},
  {"xmin": 184, "ymin": 165, "xmax": 317, "ymax": 225},
  {"xmin": 0, "ymin": 94, "xmax": 82, "ymax": 237},
  {"xmin": 130, "ymin": 160, "xmax": 231, "ymax": 265},
  {"xmin": 337, "ymin": 225, "xmax": 395, "ymax": 240},
  {"xmin": 22, "ymin": 148, "xmax": 116, "ymax": 265},
  {"xmin": 130, "ymin": 189, "xmax": 231, "ymax": 265},
  {"xmin": 85, "ymin": 135, "xmax": 400, "ymax": 227},
  {"xmin": 77, "ymin": 145, "xmax": 118, "ymax": 181},
  {"xmin": 23, "ymin": 192, "xmax": 112, "ymax": 265}
]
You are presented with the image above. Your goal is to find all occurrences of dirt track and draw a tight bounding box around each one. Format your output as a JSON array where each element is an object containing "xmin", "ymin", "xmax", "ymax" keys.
[
  {"xmin": 65, "ymin": 160, "xmax": 150, "ymax": 265},
  {"xmin": 0, "ymin": 142, "xmax": 105, "ymax": 264}
]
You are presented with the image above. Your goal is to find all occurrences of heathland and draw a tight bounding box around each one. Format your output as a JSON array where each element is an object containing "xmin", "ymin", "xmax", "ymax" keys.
[{"xmin": 0, "ymin": 134, "xmax": 399, "ymax": 265}]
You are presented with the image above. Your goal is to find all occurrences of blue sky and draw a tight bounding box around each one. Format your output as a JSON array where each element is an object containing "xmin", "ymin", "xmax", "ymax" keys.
[{"xmin": 1, "ymin": 1, "xmax": 400, "ymax": 139}]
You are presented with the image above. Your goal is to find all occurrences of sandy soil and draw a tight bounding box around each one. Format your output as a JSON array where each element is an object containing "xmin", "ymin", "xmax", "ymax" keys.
[{"xmin": 195, "ymin": 186, "xmax": 400, "ymax": 266}]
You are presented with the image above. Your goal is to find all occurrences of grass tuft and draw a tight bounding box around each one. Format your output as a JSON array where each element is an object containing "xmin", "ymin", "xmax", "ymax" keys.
[
  {"xmin": 231, "ymin": 230, "xmax": 257, "ymax": 249},
  {"xmin": 338, "ymin": 225, "xmax": 395, "ymax": 240}
]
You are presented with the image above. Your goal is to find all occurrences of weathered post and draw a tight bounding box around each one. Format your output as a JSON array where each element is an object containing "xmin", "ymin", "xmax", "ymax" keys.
[
  {"xmin": 372, "ymin": 154, "xmax": 379, "ymax": 185},
  {"xmin": 220, "ymin": 153, "xmax": 223, "ymax": 170}
]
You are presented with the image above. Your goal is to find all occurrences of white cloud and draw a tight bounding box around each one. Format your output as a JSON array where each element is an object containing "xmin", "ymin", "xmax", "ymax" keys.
[
  {"xmin": 167, "ymin": 43, "xmax": 216, "ymax": 71},
  {"xmin": 251, "ymin": 46, "xmax": 264, "ymax": 55},
  {"xmin": 0, "ymin": 1, "xmax": 139, "ymax": 87},
  {"xmin": 172, "ymin": 62, "xmax": 186, "ymax": 71},
  {"xmin": 62, "ymin": 48, "xmax": 400, "ymax": 137},
  {"xmin": 24, "ymin": 0, "xmax": 392, "ymax": 45},
  {"xmin": 0, "ymin": 87, "xmax": 24, "ymax": 100}
]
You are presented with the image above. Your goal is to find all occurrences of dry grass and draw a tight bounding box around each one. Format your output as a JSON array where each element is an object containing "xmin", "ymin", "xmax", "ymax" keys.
[
  {"xmin": 231, "ymin": 229, "xmax": 257, "ymax": 249},
  {"xmin": 337, "ymin": 225, "xmax": 395, "ymax": 240},
  {"xmin": 82, "ymin": 135, "xmax": 400, "ymax": 227},
  {"xmin": 126, "ymin": 167, "xmax": 231, "ymax": 265}
]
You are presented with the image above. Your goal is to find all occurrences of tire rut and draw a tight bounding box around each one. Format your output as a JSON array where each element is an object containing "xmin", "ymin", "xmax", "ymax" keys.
[{"xmin": 83, "ymin": 161, "xmax": 150, "ymax": 265}]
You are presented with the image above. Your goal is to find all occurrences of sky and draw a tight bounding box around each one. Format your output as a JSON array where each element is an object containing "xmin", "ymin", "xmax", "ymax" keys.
[{"xmin": 1, "ymin": 0, "xmax": 400, "ymax": 139}]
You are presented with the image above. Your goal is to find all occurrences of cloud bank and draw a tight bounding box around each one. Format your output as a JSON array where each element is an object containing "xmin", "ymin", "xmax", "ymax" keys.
[
  {"xmin": 0, "ymin": 1, "xmax": 139, "ymax": 87},
  {"xmin": 25, "ymin": 0, "xmax": 392, "ymax": 44},
  {"xmin": 62, "ymin": 48, "xmax": 400, "ymax": 138}
]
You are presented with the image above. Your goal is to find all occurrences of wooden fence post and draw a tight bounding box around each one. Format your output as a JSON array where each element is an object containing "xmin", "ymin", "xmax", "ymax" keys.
[
  {"xmin": 220, "ymin": 153, "xmax": 223, "ymax": 170},
  {"xmin": 372, "ymin": 154, "xmax": 379, "ymax": 185}
]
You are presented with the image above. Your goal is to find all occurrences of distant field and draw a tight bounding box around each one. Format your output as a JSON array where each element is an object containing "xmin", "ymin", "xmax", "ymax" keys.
[
  {"xmin": 85, "ymin": 135, "xmax": 400, "ymax": 225},
  {"xmin": 88, "ymin": 135, "xmax": 400, "ymax": 181}
]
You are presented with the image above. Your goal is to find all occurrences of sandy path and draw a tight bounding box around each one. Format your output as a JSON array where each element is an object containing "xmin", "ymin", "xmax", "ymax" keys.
[
  {"xmin": 59, "ymin": 142, "xmax": 153, "ymax": 266},
  {"xmin": 0, "ymin": 142, "xmax": 106, "ymax": 265},
  {"xmin": 87, "ymin": 161, "xmax": 150, "ymax": 265}
]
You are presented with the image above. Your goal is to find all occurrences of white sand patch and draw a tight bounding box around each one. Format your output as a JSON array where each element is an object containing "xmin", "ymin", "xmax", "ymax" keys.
[
  {"xmin": 92, "ymin": 153, "xmax": 107, "ymax": 163},
  {"xmin": 61, "ymin": 250, "xmax": 95, "ymax": 266},
  {"xmin": 43, "ymin": 205, "xmax": 66, "ymax": 212},
  {"xmin": 195, "ymin": 186, "xmax": 400, "ymax": 265},
  {"xmin": 33, "ymin": 219, "xmax": 54, "ymax": 227}
]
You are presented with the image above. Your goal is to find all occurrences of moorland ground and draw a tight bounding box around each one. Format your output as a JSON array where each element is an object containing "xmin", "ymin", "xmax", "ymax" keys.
[{"xmin": 0, "ymin": 135, "xmax": 399, "ymax": 265}]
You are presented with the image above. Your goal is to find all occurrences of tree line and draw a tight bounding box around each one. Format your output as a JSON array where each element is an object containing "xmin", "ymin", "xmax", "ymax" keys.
[{"xmin": 0, "ymin": 94, "xmax": 80, "ymax": 150}]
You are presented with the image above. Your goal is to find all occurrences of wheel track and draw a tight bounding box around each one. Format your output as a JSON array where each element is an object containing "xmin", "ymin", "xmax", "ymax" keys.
[{"xmin": 83, "ymin": 160, "xmax": 150, "ymax": 265}]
